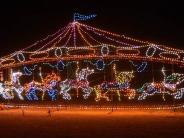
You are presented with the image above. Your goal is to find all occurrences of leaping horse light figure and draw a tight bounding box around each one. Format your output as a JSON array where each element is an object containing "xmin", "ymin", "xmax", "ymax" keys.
[
  {"xmin": 137, "ymin": 67, "xmax": 184, "ymax": 100},
  {"xmin": 0, "ymin": 82, "xmax": 14, "ymax": 99},
  {"xmin": 24, "ymin": 72, "xmax": 60, "ymax": 101},
  {"xmin": 0, "ymin": 71, "xmax": 24, "ymax": 100},
  {"xmin": 93, "ymin": 67, "xmax": 135, "ymax": 102},
  {"xmin": 42, "ymin": 73, "xmax": 60, "ymax": 101},
  {"xmin": 59, "ymin": 67, "xmax": 94, "ymax": 100},
  {"xmin": 24, "ymin": 80, "xmax": 43, "ymax": 100}
]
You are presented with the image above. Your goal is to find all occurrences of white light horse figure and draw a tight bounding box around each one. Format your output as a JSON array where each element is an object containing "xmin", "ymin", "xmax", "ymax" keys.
[
  {"xmin": 137, "ymin": 67, "xmax": 184, "ymax": 100},
  {"xmin": 60, "ymin": 67, "xmax": 94, "ymax": 100},
  {"xmin": 0, "ymin": 83, "xmax": 14, "ymax": 99},
  {"xmin": 0, "ymin": 72, "xmax": 24, "ymax": 100},
  {"xmin": 11, "ymin": 72, "xmax": 24, "ymax": 100}
]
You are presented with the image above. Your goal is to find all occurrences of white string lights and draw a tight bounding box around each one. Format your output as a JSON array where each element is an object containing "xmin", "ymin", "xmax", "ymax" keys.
[
  {"xmin": 16, "ymin": 52, "xmax": 25, "ymax": 62},
  {"xmin": 0, "ymin": 14, "xmax": 184, "ymax": 106},
  {"xmin": 101, "ymin": 45, "xmax": 109, "ymax": 56},
  {"xmin": 54, "ymin": 47, "xmax": 63, "ymax": 58},
  {"xmin": 146, "ymin": 44, "xmax": 157, "ymax": 57},
  {"xmin": 0, "ymin": 20, "xmax": 184, "ymax": 69}
]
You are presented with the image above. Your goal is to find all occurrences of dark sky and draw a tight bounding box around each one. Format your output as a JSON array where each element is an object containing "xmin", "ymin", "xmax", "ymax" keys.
[{"xmin": 0, "ymin": 1, "xmax": 183, "ymax": 56}]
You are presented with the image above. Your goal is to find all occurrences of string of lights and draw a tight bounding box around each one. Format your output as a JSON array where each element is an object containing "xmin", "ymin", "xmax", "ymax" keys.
[
  {"xmin": 73, "ymin": 13, "xmax": 97, "ymax": 21},
  {"xmin": 130, "ymin": 61, "xmax": 148, "ymax": 72},
  {"xmin": 1, "ymin": 15, "xmax": 184, "ymax": 105},
  {"xmin": 1, "ymin": 21, "xmax": 184, "ymax": 69}
]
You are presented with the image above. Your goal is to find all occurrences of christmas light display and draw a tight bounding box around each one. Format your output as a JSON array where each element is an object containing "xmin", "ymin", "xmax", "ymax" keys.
[
  {"xmin": 93, "ymin": 64, "xmax": 135, "ymax": 101},
  {"xmin": 0, "ymin": 83, "xmax": 14, "ymax": 99},
  {"xmin": 94, "ymin": 85, "xmax": 110, "ymax": 102},
  {"xmin": 24, "ymin": 81, "xmax": 42, "ymax": 100},
  {"xmin": 24, "ymin": 71, "xmax": 61, "ymax": 101},
  {"xmin": 137, "ymin": 67, "xmax": 184, "ymax": 100},
  {"xmin": 59, "ymin": 67, "xmax": 94, "ymax": 100},
  {"xmin": 0, "ymin": 15, "xmax": 184, "ymax": 107},
  {"xmin": 0, "ymin": 71, "xmax": 24, "ymax": 100},
  {"xmin": 42, "ymin": 72, "xmax": 60, "ymax": 101},
  {"xmin": 1, "ymin": 20, "xmax": 184, "ymax": 70}
]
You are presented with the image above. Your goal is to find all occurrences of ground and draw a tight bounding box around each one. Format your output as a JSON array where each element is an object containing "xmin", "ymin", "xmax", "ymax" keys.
[{"xmin": 0, "ymin": 109, "xmax": 184, "ymax": 138}]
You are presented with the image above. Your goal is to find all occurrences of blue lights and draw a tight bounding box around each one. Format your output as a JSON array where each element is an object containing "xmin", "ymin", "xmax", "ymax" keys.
[
  {"xmin": 130, "ymin": 61, "xmax": 147, "ymax": 72},
  {"xmin": 48, "ymin": 89, "xmax": 57, "ymax": 101},
  {"xmin": 96, "ymin": 59, "xmax": 105, "ymax": 70},
  {"xmin": 56, "ymin": 61, "xmax": 65, "ymax": 71},
  {"xmin": 23, "ymin": 67, "xmax": 32, "ymax": 76},
  {"xmin": 26, "ymin": 88, "xmax": 38, "ymax": 101},
  {"xmin": 73, "ymin": 13, "xmax": 97, "ymax": 21},
  {"xmin": 101, "ymin": 81, "xmax": 130, "ymax": 90},
  {"xmin": 23, "ymin": 65, "xmax": 37, "ymax": 76},
  {"xmin": 84, "ymin": 60, "xmax": 118, "ymax": 71}
]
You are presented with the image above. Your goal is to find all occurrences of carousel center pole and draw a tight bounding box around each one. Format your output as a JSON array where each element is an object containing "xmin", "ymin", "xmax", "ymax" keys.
[{"xmin": 76, "ymin": 61, "xmax": 79, "ymax": 98}]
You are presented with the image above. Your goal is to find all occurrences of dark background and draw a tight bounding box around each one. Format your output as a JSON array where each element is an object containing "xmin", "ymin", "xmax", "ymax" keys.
[{"xmin": 0, "ymin": 0, "xmax": 183, "ymax": 56}]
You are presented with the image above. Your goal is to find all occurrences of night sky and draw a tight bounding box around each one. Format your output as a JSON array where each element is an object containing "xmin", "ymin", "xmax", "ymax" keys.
[{"xmin": 0, "ymin": 1, "xmax": 183, "ymax": 57}]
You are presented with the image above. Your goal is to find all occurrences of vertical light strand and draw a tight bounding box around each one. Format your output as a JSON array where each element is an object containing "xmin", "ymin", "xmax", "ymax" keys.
[
  {"xmin": 113, "ymin": 63, "xmax": 121, "ymax": 101},
  {"xmin": 39, "ymin": 67, "xmax": 45, "ymax": 101},
  {"xmin": 9, "ymin": 68, "xmax": 13, "ymax": 82},
  {"xmin": 76, "ymin": 61, "xmax": 79, "ymax": 98},
  {"xmin": 73, "ymin": 22, "xmax": 77, "ymax": 47},
  {"xmin": 162, "ymin": 66, "xmax": 166, "ymax": 101},
  {"xmin": 0, "ymin": 71, "xmax": 3, "ymax": 81},
  {"xmin": 113, "ymin": 63, "xmax": 117, "ymax": 78}
]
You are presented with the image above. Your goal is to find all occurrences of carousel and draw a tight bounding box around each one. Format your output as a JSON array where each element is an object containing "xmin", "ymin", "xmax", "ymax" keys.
[{"xmin": 1, "ymin": 14, "xmax": 184, "ymax": 109}]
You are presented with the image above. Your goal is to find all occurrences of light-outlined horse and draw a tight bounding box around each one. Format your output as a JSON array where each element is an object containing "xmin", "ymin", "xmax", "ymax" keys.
[
  {"xmin": 93, "ymin": 71, "xmax": 135, "ymax": 101},
  {"xmin": 42, "ymin": 73, "xmax": 60, "ymax": 101},
  {"xmin": 59, "ymin": 67, "xmax": 94, "ymax": 100},
  {"xmin": 137, "ymin": 67, "xmax": 184, "ymax": 100},
  {"xmin": 0, "ymin": 82, "xmax": 14, "ymax": 99},
  {"xmin": 0, "ymin": 72, "xmax": 24, "ymax": 100},
  {"xmin": 11, "ymin": 72, "xmax": 24, "ymax": 100},
  {"xmin": 24, "ymin": 72, "xmax": 60, "ymax": 101},
  {"xmin": 24, "ymin": 80, "xmax": 43, "ymax": 100}
]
